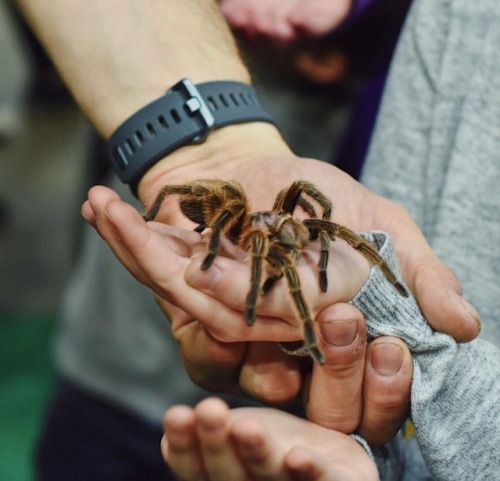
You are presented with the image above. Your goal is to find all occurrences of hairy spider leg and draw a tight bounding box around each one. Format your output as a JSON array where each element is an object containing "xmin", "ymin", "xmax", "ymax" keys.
[
  {"xmin": 244, "ymin": 230, "xmax": 268, "ymax": 326},
  {"xmin": 274, "ymin": 180, "xmax": 332, "ymax": 219},
  {"xmin": 274, "ymin": 188, "xmax": 317, "ymax": 217},
  {"xmin": 284, "ymin": 265, "xmax": 325, "ymax": 364},
  {"xmin": 201, "ymin": 201, "xmax": 246, "ymax": 270},
  {"xmin": 260, "ymin": 248, "xmax": 300, "ymax": 296},
  {"xmin": 274, "ymin": 181, "xmax": 335, "ymax": 291},
  {"xmin": 317, "ymin": 230, "xmax": 331, "ymax": 292},
  {"xmin": 264, "ymin": 245, "xmax": 325, "ymax": 364},
  {"xmin": 142, "ymin": 184, "xmax": 195, "ymax": 221},
  {"xmin": 304, "ymin": 219, "xmax": 409, "ymax": 297}
]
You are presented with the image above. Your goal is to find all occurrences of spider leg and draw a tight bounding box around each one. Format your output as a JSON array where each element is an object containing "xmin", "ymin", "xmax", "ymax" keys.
[
  {"xmin": 202, "ymin": 206, "xmax": 244, "ymax": 270},
  {"xmin": 295, "ymin": 220, "xmax": 331, "ymax": 292},
  {"xmin": 317, "ymin": 230, "xmax": 331, "ymax": 292},
  {"xmin": 244, "ymin": 231, "xmax": 267, "ymax": 326},
  {"xmin": 261, "ymin": 276, "xmax": 280, "ymax": 295},
  {"xmin": 334, "ymin": 225, "xmax": 408, "ymax": 296},
  {"xmin": 284, "ymin": 265, "xmax": 325, "ymax": 364},
  {"xmin": 260, "ymin": 246, "xmax": 299, "ymax": 295},
  {"xmin": 261, "ymin": 246, "xmax": 324, "ymax": 363},
  {"xmin": 305, "ymin": 219, "xmax": 408, "ymax": 297},
  {"xmin": 274, "ymin": 187, "xmax": 318, "ymax": 217},
  {"xmin": 142, "ymin": 185, "xmax": 193, "ymax": 221},
  {"xmin": 274, "ymin": 181, "xmax": 332, "ymax": 219}
]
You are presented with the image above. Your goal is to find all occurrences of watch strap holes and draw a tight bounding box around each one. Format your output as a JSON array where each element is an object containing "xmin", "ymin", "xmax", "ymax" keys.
[
  {"xmin": 125, "ymin": 139, "xmax": 136, "ymax": 154},
  {"xmin": 146, "ymin": 122, "xmax": 157, "ymax": 137},
  {"xmin": 134, "ymin": 130, "xmax": 145, "ymax": 147},
  {"xmin": 158, "ymin": 115, "xmax": 169, "ymax": 129},
  {"xmin": 207, "ymin": 96, "xmax": 218, "ymax": 111},
  {"xmin": 170, "ymin": 108, "xmax": 182, "ymax": 124},
  {"xmin": 219, "ymin": 94, "xmax": 229, "ymax": 108},
  {"xmin": 229, "ymin": 93, "xmax": 239, "ymax": 106}
]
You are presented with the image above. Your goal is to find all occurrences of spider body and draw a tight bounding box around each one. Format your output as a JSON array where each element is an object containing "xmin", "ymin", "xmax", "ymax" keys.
[{"xmin": 144, "ymin": 179, "xmax": 407, "ymax": 364}]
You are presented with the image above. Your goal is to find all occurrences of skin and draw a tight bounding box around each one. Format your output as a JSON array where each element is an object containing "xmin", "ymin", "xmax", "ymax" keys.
[
  {"xmin": 17, "ymin": 0, "xmax": 479, "ymax": 448},
  {"xmin": 219, "ymin": 0, "xmax": 355, "ymax": 43},
  {"xmin": 85, "ymin": 179, "xmax": 450, "ymax": 444},
  {"xmin": 161, "ymin": 396, "xmax": 380, "ymax": 481}
]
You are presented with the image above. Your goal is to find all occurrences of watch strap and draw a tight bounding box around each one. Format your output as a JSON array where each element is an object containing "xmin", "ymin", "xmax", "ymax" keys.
[{"xmin": 107, "ymin": 79, "xmax": 276, "ymax": 193}]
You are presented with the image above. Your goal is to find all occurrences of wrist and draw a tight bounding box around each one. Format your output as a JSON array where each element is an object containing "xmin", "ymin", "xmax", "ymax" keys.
[{"xmin": 137, "ymin": 122, "xmax": 291, "ymax": 204}]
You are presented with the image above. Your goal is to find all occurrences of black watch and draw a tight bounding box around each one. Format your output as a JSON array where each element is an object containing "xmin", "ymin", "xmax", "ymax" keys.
[{"xmin": 107, "ymin": 78, "xmax": 276, "ymax": 194}]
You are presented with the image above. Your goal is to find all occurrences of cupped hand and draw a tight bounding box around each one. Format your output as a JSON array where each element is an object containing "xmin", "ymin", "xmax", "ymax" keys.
[
  {"xmin": 82, "ymin": 184, "xmax": 369, "ymax": 344},
  {"xmin": 138, "ymin": 125, "xmax": 479, "ymax": 344},
  {"xmin": 85, "ymin": 123, "xmax": 479, "ymax": 444},
  {"xmin": 161, "ymin": 397, "xmax": 379, "ymax": 481},
  {"xmin": 82, "ymin": 182, "xmax": 373, "ymax": 403}
]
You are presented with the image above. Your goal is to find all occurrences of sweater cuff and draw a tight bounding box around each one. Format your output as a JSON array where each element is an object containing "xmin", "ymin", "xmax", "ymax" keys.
[{"xmin": 350, "ymin": 232, "xmax": 433, "ymax": 350}]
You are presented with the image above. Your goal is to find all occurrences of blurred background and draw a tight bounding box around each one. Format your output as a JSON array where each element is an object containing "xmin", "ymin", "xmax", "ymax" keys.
[
  {"xmin": 1, "ymin": 3, "xmax": 93, "ymax": 480},
  {"xmin": 0, "ymin": 11, "xmax": 341, "ymax": 479},
  {"xmin": 0, "ymin": 0, "xmax": 409, "ymax": 479}
]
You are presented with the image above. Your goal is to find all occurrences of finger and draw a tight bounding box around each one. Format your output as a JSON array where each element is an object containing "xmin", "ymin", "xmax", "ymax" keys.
[
  {"xmin": 167, "ymin": 303, "xmax": 248, "ymax": 393},
  {"xmin": 194, "ymin": 398, "xmax": 247, "ymax": 481},
  {"xmin": 239, "ymin": 342, "xmax": 303, "ymax": 404},
  {"xmin": 381, "ymin": 205, "xmax": 481, "ymax": 342},
  {"xmin": 86, "ymin": 186, "xmax": 154, "ymax": 286},
  {"xmin": 284, "ymin": 439, "xmax": 378, "ymax": 481},
  {"xmin": 186, "ymin": 239, "xmax": 368, "ymax": 322},
  {"xmin": 305, "ymin": 304, "xmax": 367, "ymax": 433},
  {"xmin": 162, "ymin": 405, "xmax": 205, "ymax": 481},
  {"xmin": 81, "ymin": 199, "xmax": 96, "ymax": 227},
  {"xmin": 230, "ymin": 416, "xmax": 286, "ymax": 481},
  {"xmin": 285, "ymin": 446, "xmax": 341, "ymax": 481},
  {"xmin": 409, "ymin": 255, "xmax": 481, "ymax": 342},
  {"xmin": 89, "ymin": 188, "xmax": 299, "ymax": 343},
  {"xmin": 359, "ymin": 337, "xmax": 412, "ymax": 445}
]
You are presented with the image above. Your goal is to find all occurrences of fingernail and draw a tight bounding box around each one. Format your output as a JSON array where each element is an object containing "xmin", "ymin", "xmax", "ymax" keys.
[
  {"xmin": 371, "ymin": 342, "xmax": 403, "ymax": 376},
  {"xmin": 462, "ymin": 297, "xmax": 482, "ymax": 332},
  {"xmin": 322, "ymin": 318, "xmax": 358, "ymax": 346}
]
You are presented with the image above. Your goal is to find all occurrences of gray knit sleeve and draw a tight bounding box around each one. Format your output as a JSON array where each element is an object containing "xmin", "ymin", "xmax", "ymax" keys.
[{"xmin": 351, "ymin": 232, "xmax": 500, "ymax": 481}]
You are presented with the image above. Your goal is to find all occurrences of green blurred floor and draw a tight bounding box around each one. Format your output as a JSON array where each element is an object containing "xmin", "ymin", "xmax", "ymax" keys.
[{"xmin": 0, "ymin": 313, "xmax": 56, "ymax": 481}]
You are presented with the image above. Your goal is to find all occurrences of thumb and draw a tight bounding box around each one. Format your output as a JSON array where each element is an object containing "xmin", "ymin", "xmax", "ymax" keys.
[{"xmin": 409, "ymin": 254, "xmax": 480, "ymax": 342}]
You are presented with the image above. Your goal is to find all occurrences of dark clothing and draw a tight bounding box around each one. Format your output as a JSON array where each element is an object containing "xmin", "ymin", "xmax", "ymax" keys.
[{"xmin": 35, "ymin": 378, "xmax": 178, "ymax": 481}]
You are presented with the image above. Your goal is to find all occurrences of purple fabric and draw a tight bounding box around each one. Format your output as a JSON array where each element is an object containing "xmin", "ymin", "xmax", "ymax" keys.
[
  {"xmin": 339, "ymin": 0, "xmax": 378, "ymax": 32},
  {"xmin": 350, "ymin": 0, "xmax": 378, "ymax": 20},
  {"xmin": 331, "ymin": 0, "xmax": 413, "ymax": 179},
  {"xmin": 333, "ymin": 73, "xmax": 387, "ymax": 179}
]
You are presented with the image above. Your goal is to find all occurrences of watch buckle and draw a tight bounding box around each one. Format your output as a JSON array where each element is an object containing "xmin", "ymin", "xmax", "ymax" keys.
[{"xmin": 172, "ymin": 78, "xmax": 215, "ymax": 143}]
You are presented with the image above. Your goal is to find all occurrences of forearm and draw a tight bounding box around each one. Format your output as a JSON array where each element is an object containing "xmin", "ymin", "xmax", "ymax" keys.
[
  {"xmin": 14, "ymin": 0, "xmax": 290, "ymax": 202},
  {"xmin": 14, "ymin": 0, "xmax": 249, "ymax": 136}
]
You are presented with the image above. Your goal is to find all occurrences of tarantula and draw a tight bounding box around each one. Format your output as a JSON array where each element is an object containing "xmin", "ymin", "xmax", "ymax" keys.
[{"xmin": 143, "ymin": 179, "xmax": 407, "ymax": 364}]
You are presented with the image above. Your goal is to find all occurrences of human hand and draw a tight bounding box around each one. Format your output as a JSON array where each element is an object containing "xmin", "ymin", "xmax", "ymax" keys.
[
  {"xmin": 85, "ymin": 122, "xmax": 479, "ymax": 444},
  {"xmin": 219, "ymin": 0, "xmax": 355, "ymax": 43},
  {"xmin": 81, "ymin": 178, "xmax": 376, "ymax": 395},
  {"xmin": 187, "ymin": 253, "xmax": 413, "ymax": 444},
  {"xmin": 161, "ymin": 397, "xmax": 378, "ymax": 481},
  {"xmin": 137, "ymin": 123, "xmax": 479, "ymax": 345}
]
